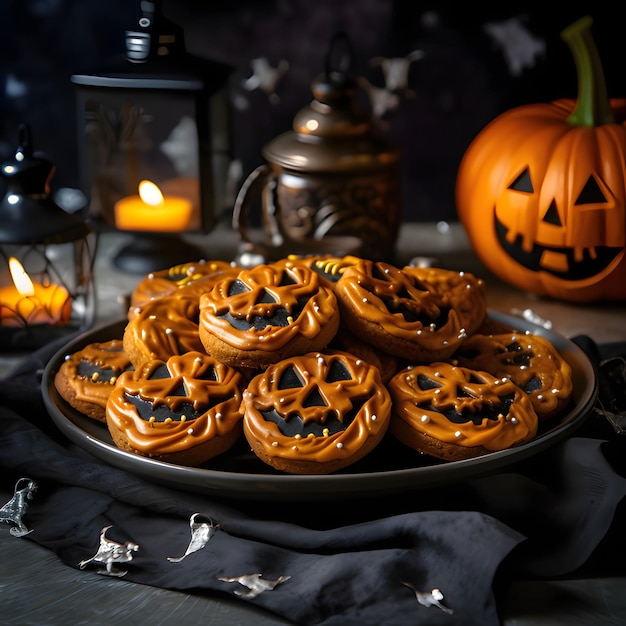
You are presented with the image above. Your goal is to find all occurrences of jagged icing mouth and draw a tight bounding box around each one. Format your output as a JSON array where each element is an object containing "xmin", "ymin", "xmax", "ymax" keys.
[{"xmin": 495, "ymin": 216, "xmax": 623, "ymax": 281}]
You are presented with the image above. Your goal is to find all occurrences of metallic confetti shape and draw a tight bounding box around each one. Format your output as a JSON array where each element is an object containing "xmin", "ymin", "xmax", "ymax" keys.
[
  {"xmin": 402, "ymin": 582, "xmax": 454, "ymax": 615},
  {"xmin": 218, "ymin": 573, "xmax": 291, "ymax": 598},
  {"xmin": 167, "ymin": 513, "xmax": 218, "ymax": 562},
  {"xmin": 0, "ymin": 477, "xmax": 37, "ymax": 537},
  {"xmin": 78, "ymin": 525, "xmax": 139, "ymax": 577}
]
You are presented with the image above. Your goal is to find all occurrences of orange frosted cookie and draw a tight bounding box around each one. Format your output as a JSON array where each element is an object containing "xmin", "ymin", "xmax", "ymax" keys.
[
  {"xmin": 274, "ymin": 254, "xmax": 365, "ymax": 289},
  {"xmin": 198, "ymin": 263, "xmax": 340, "ymax": 369},
  {"xmin": 242, "ymin": 350, "xmax": 391, "ymax": 474},
  {"xmin": 334, "ymin": 261, "xmax": 482, "ymax": 364},
  {"xmin": 123, "ymin": 286, "xmax": 206, "ymax": 368},
  {"xmin": 402, "ymin": 265, "xmax": 487, "ymax": 337},
  {"xmin": 388, "ymin": 362, "xmax": 538, "ymax": 461},
  {"xmin": 106, "ymin": 352, "xmax": 245, "ymax": 466},
  {"xmin": 54, "ymin": 339, "xmax": 133, "ymax": 422},
  {"xmin": 451, "ymin": 331, "xmax": 573, "ymax": 420},
  {"xmin": 130, "ymin": 259, "xmax": 237, "ymax": 311}
]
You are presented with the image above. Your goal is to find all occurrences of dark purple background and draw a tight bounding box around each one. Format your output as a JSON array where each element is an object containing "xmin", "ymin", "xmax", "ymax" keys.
[{"xmin": 0, "ymin": 1, "xmax": 621, "ymax": 222}]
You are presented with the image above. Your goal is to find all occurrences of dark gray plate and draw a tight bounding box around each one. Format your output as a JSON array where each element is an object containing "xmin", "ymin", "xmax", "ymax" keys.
[{"xmin": 42, "ymin": 311, "xmax": 597, "ymax": 501}]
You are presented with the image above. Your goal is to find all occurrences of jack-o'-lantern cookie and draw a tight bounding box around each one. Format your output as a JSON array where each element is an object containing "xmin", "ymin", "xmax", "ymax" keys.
[
  {"xmin": 274, "ymin": 254, "xmax": 365, "ymax": 289},
  {"xmin": 106, "ymin": 351, "xmax": 245, "ymax": 466},
  {"xmin": 242, "ymin": 350, "xmax": 391, "ymax": 474},
  {"xmin": 123, "ymin": 286, "xmax": 207, "ymax": 368},
  {"xmin": 388, "ymin": 362, "xmax": 538, "ymax": 461},
  {"xmin": 54, "ymin": 339, "xmax": 133, "ymax": 422},
  {"xmin": 334, "ymin": 260, "xmax": 483, "ymax": 364},
  {"xmin": 198, "ymin": 263, "xmax": 340, "ymax": 369},
  {"xmin": 129, "ymin": 259, "xmax": 238, "ymax": 313},
  {"xmin": 402, "ymin": 265, "xmax": 487, "ymax": 336},
  {"xmin": 451, "ymin": 331, "xmax": 573, "ymax": 420}
]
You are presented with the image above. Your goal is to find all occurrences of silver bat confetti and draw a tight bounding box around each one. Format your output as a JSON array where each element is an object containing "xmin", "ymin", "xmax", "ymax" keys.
[
  {"xmin": 218, "ymin": 573, "xmax": 291, "ymax": 598},
  {"xmin": 402, "ymin": 582, "xmax": 454, "ymax": 614},
  {"xmin": 78, "ymin": 525, "xmax": 139, "ymax": 577},
  {"xmin": 167, "ymin": 513, "xmax": 218, "ymax": 562},
  {"xmin": 0, "ymin": 477, "xmax": 37, "ymax": 537}
]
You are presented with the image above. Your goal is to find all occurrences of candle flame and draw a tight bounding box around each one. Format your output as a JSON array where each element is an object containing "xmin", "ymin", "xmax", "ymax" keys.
[
  {"xmin": 8, "ymin": 257, "xmax": 35, "ymax": 296},
  {"xmin": 138, "ymin": 180, "xmax": 164, "ymax": 206}
]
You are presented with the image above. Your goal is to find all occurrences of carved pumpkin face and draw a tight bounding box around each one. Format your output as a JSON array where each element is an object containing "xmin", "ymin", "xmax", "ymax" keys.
[
  {"xmin": 456, "ymin": 99, "xmax": 626, "ymax": 303},
  {"xmin": 456, "ymin": 17, "xmax": 626, "ymax": 303}
]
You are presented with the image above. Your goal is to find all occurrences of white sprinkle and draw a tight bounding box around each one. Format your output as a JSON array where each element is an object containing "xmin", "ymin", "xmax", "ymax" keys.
[
  {"xmin": 336, "ymin": 442, "xmax": 343, "ymax": 449},
  {"xmin": 454, "ymin": 430, "xmax": 462, "ymax": 438},
  {"xmin": 215, "ymin": 412, "xmax": 223, "ymax": 420},
  {"xmin": 166, "ymin": 328, "xmax": 173, "ymax": 334},
  {"xmin": 420, "ymin": 415, "xmax": 430, "ymax": 423},
  {"xmin": 536, "ymin": 394, "xmax": 544, "ymax": 401},
  {"xmin": 371, "ymin": 414, "xmax": 377, "ymax": 421},
  {"xmin": 272, "ymin": 441, "xmax": 279, "ymax": 447},
  {"xmin": 187, "ymin": 428, "xmax": 194, "ymax": 435},
  {"xmin": 510, "ymin": 417, "xmax": 518, "ymax": 424},
  {"xmin": 551, "ymin": 388, "xmax": 559, "ymax": 394}
]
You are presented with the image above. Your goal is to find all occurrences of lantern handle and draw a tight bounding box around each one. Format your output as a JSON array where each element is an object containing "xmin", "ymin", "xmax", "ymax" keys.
[
  {"xmin": 17, "ymin": 123, "xmax": 34, "ymax": 158},
  {"xmin": 324, "ymin": 30, "xmax": 356, "ymax": 80}
]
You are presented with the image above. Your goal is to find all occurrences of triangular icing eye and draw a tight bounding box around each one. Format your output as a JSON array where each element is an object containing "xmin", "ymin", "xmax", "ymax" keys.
[
  {"xmin": 278, "ymin": 365, "xmax": 304, "ymax": 389},
  {"xmin": 575, "ymin": 175, "xmax": 607, "ymax": 205},
  {"xmin": 456, "ymin": 385, "xmax": 473, "ymax": 398},
  {"xmin": 228, "ymin": 279, "xmax": 250, "ymax": 296},
  {"xmin": 508, "ymin": 168, "xmax": 534, "ymax": 193},
  {"xmin": 303, "ymin": 387, "xmax": 327, "ymax": 407},
  {"xmin": 278, "ymin": 271, "xmax": 297, "ymax": 286},
  {"xmin": 326, "ymin": 359, "xmax": 351, "ymax": 382},
  {"xmin": 172, "ymin": 383, "xmax": 186, "ymax": 396},
  {"xmin": 150, "ymin": 364, "xmax": 172, "ymax": 379},
  {"xmin": 199, "ymin": 365, "xmax": 217, "ymax": 381},
  {"xmin": 417, "ymin": 374, "xmax": 442, "ymax": 391},
  {"xmin": 256, "ymin": 288, "xmax": 278, "ymax": 304},
  {"xmin": 543, "ymin": 200, "xmax": 562, "ymax": 226}
]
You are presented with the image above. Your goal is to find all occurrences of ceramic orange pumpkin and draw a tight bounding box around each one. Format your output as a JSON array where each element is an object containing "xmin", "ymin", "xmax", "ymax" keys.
[{"xmin": 456, "ymin": 16, "xmax": 626, "ymax": 302}]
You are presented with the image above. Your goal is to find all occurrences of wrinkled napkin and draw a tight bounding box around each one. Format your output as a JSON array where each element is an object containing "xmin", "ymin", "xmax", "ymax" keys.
[{"xmin": 1, "ymin": 335, "xmax": 625, "ymax": 625}]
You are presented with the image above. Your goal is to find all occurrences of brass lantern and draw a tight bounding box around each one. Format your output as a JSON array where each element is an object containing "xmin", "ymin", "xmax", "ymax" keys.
[{"xmin": 0, "ymin": 124, "xmax": 96, "ymax": 350}]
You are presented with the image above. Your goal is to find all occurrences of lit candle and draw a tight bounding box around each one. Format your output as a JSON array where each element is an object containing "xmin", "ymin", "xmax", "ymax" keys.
[
  {"xmin": 0, "ymin": 257, "xmax": 71, "ymax": 327},
  {"xmin": 114, "ymin": 180, "xmax": 193, "ymax": 232}
]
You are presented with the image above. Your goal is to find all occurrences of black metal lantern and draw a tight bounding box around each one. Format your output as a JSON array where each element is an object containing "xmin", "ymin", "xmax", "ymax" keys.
[
  {"xmin": 0, "ymin": 124, "xmax": 96, "ymax": 351},
  {"xmin": 71, "ymin": 1, "xmax": 232, "ymax": 273}
]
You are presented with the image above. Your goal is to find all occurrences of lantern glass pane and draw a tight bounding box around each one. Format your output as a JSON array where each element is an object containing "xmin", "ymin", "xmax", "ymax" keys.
[{"xmin": 79, "ymin": 89, "xmax": 208, "ymax": 232}]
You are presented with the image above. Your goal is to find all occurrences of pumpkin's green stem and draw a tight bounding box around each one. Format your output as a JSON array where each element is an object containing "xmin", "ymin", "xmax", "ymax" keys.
[{"xmin": 561, "ymin": 15, "xmax": 614, "ymax": 126}]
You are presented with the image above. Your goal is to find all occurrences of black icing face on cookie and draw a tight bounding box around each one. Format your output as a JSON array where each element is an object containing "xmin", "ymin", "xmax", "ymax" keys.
[
  {"xmin": 218, "ymin": 273, "xmax": 309, "ymax": 331},
  {"xmin": 116, "ymin": 352, "xmax": 244, "ymax": 424},
  {"xmin": 259, "ymin": 354, "xmax": 361, "ymax": 437},
  {"xmin": 198, "ymin": 264, "xmax": 339, "ymax": 359}
]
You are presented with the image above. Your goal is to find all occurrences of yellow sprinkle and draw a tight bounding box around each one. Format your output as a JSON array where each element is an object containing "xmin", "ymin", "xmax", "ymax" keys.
[
  {"xmin": 322, "ymin": 428, "xmax": 330, "ymax": 436},
  {"xmin": 164, "ymin": 417, "xmax": 172, "ymax": 423},
  {"xmin": 91, "ymin": 372, "xmax": 99, "ymax": 382}
]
